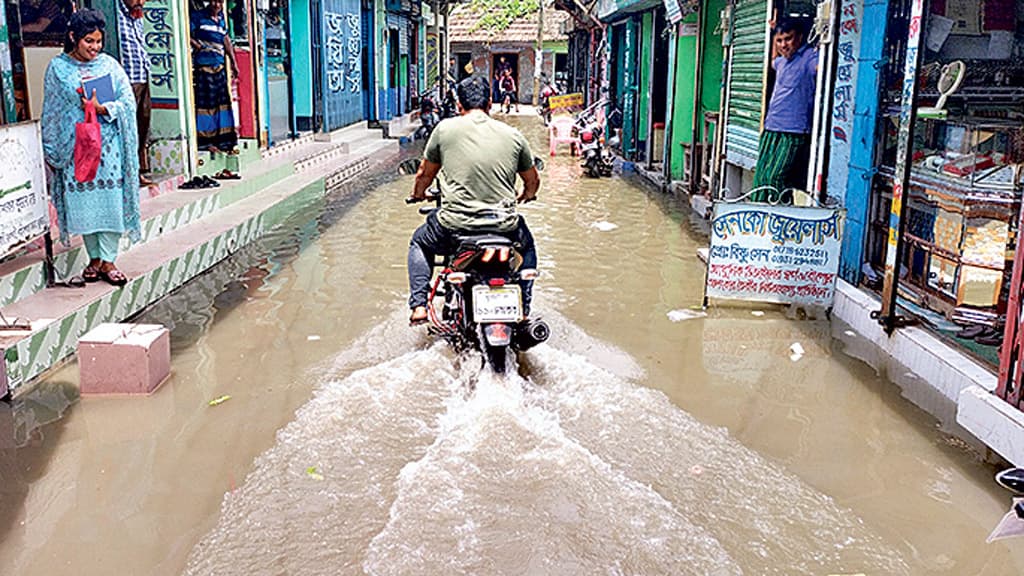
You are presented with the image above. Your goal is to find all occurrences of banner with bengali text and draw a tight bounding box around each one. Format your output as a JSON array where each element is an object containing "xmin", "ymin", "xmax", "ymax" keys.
[
  {"xmin": 0, "ymin": 121, "xmax": 47, "ymax": 257},
  {"xmin": 706, "ymin": 202, "xmax": 844, "ymax": 307},
  {"xmin": 549, "ymin": 92, "xmax": 584, "ymax": 111}
]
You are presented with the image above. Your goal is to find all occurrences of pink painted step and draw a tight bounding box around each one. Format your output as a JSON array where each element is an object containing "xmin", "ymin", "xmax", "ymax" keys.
[{"xmin": 78, "ymin": 323, "xmax": 170, "ymax": 395}]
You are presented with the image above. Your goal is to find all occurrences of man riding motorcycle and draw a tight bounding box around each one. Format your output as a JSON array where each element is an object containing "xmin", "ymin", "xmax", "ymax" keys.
[{"xmin": 407, "ymin": 76, "xmax": 540, "ymax": 325}]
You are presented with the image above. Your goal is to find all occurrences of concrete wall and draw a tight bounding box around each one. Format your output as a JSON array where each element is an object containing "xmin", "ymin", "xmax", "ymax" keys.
[{"xmin": 144, "ymin": 0, "xmax": 195, "ymax": 176}]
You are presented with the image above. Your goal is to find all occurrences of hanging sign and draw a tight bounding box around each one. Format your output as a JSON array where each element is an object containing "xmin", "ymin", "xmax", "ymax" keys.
[
  {"xmin": 0, "ymin": 121, "xmax": 47, "ymax": 257},
  {"xmin": 664, "ymin": 0, "xmax": 684, "ymax": 24},
  {"xmin": 705, "ymin": 202, "xmax": 844, "ymax": 307},
  {"xmin": 549, "ymin": 92, "xmax": 584, "ymax": 111}
]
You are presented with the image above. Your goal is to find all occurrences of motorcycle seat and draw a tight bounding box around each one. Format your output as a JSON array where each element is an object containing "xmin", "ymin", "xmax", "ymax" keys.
[{"xmin": 455, "ymin": 235, "xmax": 515, "ymax": 252}]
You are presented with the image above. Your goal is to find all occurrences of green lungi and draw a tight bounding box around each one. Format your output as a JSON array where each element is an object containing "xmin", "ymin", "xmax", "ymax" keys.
[{"xmin": 750, "ymin": 130, "xmax": 810, "ymax": 204}]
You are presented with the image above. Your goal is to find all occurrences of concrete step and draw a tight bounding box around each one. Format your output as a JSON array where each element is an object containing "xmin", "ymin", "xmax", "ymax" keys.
[
  {"xmin": 0, "ymin": 126, "xmax": 385, "ymax": 313},
  {"xmin": 0, "ymin": 137, "xmax": 400, "ymax": 396}
]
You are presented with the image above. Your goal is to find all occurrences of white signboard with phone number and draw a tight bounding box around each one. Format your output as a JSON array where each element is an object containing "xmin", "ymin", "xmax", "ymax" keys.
[
  {"xmin": 706, "ymin": 202, "xmax": 844, "ymax": 308},
  {"xmin": 0, "ymin": 121, "xmax": 48, "ymax": 258}
]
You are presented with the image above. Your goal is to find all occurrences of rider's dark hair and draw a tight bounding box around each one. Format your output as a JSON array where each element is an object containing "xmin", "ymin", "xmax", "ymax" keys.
[
  {"xmin": 773, "ymin": 17, "xmax": 807, "ymax": 37},
  {"xmin": 457, "ymin": 76, "xmax": 491, "ymax": 111},
  {"xmin": 64, "ymin": 9, "xmax": 106, "ymax": 54}
]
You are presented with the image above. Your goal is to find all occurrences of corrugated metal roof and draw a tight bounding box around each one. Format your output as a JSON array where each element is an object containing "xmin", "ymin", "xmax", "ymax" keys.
[{"xmin": 449, "ymin": 1, "xmax": 570, "ymax": 43}]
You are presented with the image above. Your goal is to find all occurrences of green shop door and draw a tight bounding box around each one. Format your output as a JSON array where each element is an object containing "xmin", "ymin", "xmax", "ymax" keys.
[{"xmin": 619, "ymin": 17, "xmax": 640, "ymax": 159}]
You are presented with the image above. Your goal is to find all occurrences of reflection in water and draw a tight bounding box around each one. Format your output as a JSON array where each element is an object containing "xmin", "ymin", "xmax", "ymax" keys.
[{"xmin": 185, "ymin": 310, "xmax": 906, "ymax": 575}]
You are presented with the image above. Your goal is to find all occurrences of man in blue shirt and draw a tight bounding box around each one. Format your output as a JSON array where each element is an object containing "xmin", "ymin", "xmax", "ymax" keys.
[
  {"xmin": 118, "ymin": 0, "xmax": 154, "ymax": 186},
  {"xmin": 751, "ymin": 18, "xmax": 818, "ymax": 203}
]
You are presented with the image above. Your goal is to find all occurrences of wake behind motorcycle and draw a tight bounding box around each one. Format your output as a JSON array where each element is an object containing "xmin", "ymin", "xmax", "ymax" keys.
[{"xmin": 398, "ymin": 158, "xmax": 550, "ymax": 374}]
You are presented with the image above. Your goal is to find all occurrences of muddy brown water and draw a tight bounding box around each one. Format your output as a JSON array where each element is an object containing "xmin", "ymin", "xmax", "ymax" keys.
[{"xmin": 1, "ymin": 113, "xmax": 1022, "ymax": 574}]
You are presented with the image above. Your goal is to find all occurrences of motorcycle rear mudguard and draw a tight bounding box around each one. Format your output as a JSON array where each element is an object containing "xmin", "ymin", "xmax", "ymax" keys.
[{"xmin": 482, "ymin": 323, "xmax": 513, "ymax": 346}]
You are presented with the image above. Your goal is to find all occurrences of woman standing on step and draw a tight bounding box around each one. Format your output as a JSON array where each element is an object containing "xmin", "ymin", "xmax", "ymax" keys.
[
  {"xmin": 41, "ymin": 9, "xmax": 140, "ymax": 287},
  {"xmin": 190, "ymin": 0, "xmax": 239, "ymax": 153}
]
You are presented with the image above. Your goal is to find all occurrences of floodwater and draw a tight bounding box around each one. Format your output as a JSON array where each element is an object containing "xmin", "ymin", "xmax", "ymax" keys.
[{"xmin": 1, "ymin": 112, "xmax": 1023, "ymax": 574}]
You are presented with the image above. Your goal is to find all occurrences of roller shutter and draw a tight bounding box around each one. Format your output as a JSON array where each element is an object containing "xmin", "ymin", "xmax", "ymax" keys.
[{"xmin": 724, "ymin": 0, "xmax": 768, "ymax": 170}]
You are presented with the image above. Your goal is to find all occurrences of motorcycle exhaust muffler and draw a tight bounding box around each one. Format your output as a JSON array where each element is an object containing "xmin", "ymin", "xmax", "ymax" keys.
[{"xmin": 512, "ymin": 319, "xmax": 550, "ymax": 351}]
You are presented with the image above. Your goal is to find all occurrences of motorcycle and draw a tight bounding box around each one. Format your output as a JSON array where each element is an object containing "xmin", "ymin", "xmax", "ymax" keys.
[
  {"xmin": 989, "ymin": 467, "xmax": 1024, "ymax": 542},
  {"xmin": 414, "ymin": 90, "xmax": 441, "ymax": 141},
  {"xmin": 398, "ymin": 158, "xmax": 550, "ymax": 374},
  {"xmin": 414, "ymin": 85, "xmax": 459, "ymax": 141},
  {"xmin": 575, "ymin": 99, "xmax": 614, "ymax": 178},
  {"xmin": 538, "ymin": 76, "xmax": 559, "ymax": 126}
]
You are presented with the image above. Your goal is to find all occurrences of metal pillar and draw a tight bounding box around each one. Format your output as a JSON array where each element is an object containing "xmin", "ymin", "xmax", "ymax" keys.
[{"xmin": 876, "ymin": 0, "xmax": 926, "ymax": 334}]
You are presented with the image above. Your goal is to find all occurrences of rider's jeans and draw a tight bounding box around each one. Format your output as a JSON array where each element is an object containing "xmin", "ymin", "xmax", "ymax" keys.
[{"xmin": 408, "ymin": 211, "xmax": 537, "ymax": 315}]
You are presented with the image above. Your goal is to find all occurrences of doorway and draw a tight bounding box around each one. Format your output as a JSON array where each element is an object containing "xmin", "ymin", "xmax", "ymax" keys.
[{"xmin": 492, "ymin": 53, "xmax": 518, "ymax": 104}]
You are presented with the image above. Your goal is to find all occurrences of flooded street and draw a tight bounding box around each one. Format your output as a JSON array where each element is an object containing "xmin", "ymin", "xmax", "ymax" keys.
[{"xmin": 2, "ymin": 114, "xmax": 1023, "ymax": 574}]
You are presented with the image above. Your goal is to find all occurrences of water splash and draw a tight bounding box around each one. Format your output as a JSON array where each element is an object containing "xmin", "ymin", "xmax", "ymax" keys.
[{"xmin": 184, "ymin": 310, "xmax": 907, "ymax": 575}]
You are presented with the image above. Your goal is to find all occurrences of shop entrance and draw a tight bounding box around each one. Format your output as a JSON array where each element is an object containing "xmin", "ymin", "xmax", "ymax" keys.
[
  {"xmin": 491, "ymin": 53, "xmax": 518, "ymax": 103},
  {"xmin": 648, "ymin": 9, "xmax": 669, "ymax": 169},
  {"xmin": 10, "ymin": 0, "xmax": 71, "ymax": 120},
  {"xmin": 262, "ymin": 0, "xmax": 294, "ymax": 145}
]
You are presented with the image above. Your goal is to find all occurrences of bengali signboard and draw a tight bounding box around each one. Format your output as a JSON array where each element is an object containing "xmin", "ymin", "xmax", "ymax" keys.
[
  {"xmin": 706, "ymin": 202, "xmax": 844, "ymax": 307},
  {"xmin": 0, "ymin": 121, "xmax": 47, "ymax": 257},
  {"xmin": 549, "ymin": 92, "xmax": 583, "ymax": 111},
  {"xmin": 664, "ymin": 0, "xmax": 684, "ymax": 24}
]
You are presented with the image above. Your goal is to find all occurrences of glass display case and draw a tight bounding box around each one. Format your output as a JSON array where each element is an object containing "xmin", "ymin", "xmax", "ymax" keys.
[{"xmin": 872, "ymin": 117, "xmax": 1024, "ymax": 315}]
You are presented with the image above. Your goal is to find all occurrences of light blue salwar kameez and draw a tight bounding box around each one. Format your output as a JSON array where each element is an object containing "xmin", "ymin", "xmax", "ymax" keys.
[{"xmin": 41, "ymin": 52, "xmax": 141, "ymax": 263}]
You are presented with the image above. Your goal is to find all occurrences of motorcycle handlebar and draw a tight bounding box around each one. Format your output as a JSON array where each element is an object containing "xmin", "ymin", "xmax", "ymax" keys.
[{"xmin": 405, "ymin": 193, "xmax": 439, "ymax": 204}]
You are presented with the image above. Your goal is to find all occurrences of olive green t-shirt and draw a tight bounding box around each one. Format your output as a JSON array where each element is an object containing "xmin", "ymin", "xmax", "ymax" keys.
[{"xmin": 424, "ymin": 110, "xmax": 535, "ymax": 232}]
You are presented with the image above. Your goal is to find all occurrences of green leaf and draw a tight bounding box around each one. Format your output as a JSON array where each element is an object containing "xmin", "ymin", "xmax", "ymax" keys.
[{"xmin": 466, "ymin": 0, "xmax": 541, "ymax": 35}]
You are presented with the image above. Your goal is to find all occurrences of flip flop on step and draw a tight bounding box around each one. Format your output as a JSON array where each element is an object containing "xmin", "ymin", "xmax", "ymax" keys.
[
  {"xmin": 179, "ymin": 176, "xmax": 204, "ymax": 189},
  {"xmin": 214, "ymin": 169, "xmax": 241, "ymax": 180}
]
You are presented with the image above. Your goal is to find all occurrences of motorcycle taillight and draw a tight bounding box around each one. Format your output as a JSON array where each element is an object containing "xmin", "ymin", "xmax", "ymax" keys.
[{"xmin": 580, "ymin": 131, "xmax": 595, "ymax": 144}]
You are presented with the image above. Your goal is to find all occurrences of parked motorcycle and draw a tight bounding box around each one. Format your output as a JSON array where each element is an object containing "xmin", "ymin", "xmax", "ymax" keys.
[
  {"xmin": 575, "ymin": 99, "xmax": 614, "ymax": 178},
  {"xmin": 398, "ymin": 158, "xmax": 550, "ymax": 374},
  {"xmin": 538, "ymin": 76, "xmax": 559, "ymax": 126},
  {"xmin": 414, "ymin": 90, "xmax": 441, "ymax": 141},
  {"xmin": 988, "ymin": 467, "xmax": 1024, "ymax": 542}
]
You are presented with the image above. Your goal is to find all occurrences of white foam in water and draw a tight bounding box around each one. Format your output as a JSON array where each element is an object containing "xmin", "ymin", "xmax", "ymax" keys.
[
  {"xmin": 589, "ymin": 220, "xmax": 618, "ymax": 232},
  {"xmin": 185, "ymin": 307, "xmax": 908, "ymax": 575}
]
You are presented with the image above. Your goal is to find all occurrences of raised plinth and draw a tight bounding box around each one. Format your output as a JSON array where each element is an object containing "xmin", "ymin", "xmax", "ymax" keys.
[{"xmin": 78, "ymin": 323, "xmax": 170, "ymax": 395}]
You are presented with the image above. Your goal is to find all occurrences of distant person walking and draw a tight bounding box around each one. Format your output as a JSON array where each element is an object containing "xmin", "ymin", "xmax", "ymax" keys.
[
  {"xmin": 751, "ymin": 18, "xmax": 818, "ymax": 204},
  {"xmin": 500, "ymin": 69, "xmax": 518, "ymax": 114},
  {"xmin": 42, "ymin": 9, "xmax": 140, "ymax": 286},
  {"xmin": 117, "ymin": 0, "xmax": 153, "ymax": 186},
  {"xmin": 190, "ymin": 0, "xmax": 238, "ymax": 153}
]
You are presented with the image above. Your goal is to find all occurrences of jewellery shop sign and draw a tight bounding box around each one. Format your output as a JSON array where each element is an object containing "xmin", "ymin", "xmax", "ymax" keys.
[
  {"xmin": 705, "ymin": 202, "xmax": 844, "ymax": 308},
  {"xmin": 0, "ymin": 121, "xmax": 47, "ymax": 258}
]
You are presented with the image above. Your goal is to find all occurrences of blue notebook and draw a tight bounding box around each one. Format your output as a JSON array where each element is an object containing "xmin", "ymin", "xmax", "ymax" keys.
[{"xmin": 81, "ymin": 74, "xmax": 115, "ymax": 104}]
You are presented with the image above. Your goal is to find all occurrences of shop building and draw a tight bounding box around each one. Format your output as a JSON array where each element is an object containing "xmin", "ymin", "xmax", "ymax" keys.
[{"xmin": 447, "ymin": 1, "xmax": 569, "ymax": 106}]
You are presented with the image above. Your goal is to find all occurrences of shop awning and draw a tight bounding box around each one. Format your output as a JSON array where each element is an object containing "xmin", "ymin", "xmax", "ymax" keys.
[{"xmin": 595, "ymin": 0, "xmax": 697, "ymax": 22}]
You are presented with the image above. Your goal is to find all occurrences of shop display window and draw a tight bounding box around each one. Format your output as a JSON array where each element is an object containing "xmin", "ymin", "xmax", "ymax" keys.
[
  {"xmin": 18, "ymin": 0, "xmax": 72, "ymax": 47},
  {"xmin": 869, "ymin": 0, "xmax": 1024, "ymax": 360}
]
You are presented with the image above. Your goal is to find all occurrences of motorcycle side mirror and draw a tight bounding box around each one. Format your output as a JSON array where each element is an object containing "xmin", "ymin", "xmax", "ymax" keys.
[
  {"xmin": 397, "ymin": 158, "xmax": 421, "ymax": 176},
  {"xmin": 533, "ymin": 157, "xmax": 545, "ymax": 172}
]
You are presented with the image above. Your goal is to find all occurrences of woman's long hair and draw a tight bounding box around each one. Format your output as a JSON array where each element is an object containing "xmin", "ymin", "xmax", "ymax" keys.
[{"xmin": 62, "ymin": 9, "xmax": 106, "ymax": 54}]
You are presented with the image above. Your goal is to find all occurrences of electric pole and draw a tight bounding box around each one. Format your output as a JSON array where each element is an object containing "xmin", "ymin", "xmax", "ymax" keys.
[{"xmin": 534, "ymin": 0, "xmax": 544, "ymax": 106}]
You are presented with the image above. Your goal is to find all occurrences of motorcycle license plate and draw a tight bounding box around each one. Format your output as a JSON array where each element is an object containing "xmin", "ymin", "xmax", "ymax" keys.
[{"xmin": 472, "ymin": 285, "xmax": 522, "ymax": 323}]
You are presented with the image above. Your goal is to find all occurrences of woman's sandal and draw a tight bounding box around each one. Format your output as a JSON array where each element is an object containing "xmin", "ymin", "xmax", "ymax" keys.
[
  {"xmin": 82, "ymin": 265, "xmax": 100, "ymax": 283},
  {"xmin": 99, "ymin": 267, "xmax": 128, "ymax": 287}
]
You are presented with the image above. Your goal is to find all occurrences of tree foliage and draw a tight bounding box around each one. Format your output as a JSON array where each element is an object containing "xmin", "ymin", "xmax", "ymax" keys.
[{"xmin": 466, "ymin": 0, "xmax": 541, "ymax": 35}]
